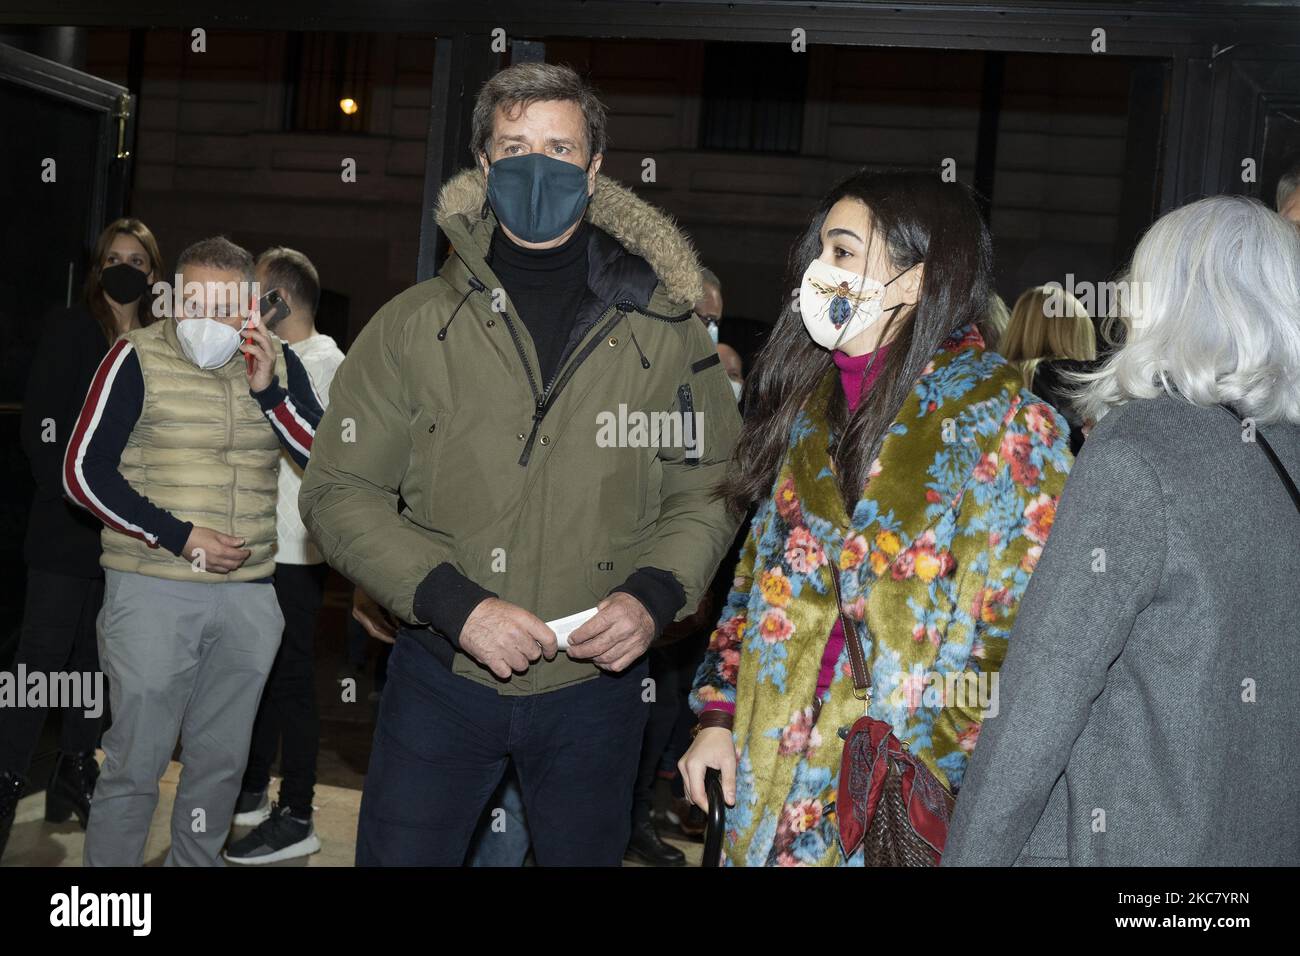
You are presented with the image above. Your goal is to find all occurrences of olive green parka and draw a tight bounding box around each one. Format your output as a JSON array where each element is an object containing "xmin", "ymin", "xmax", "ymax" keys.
[{"xmin": 300, "ymin": 168, "xmax": 742, "ymax": 693}]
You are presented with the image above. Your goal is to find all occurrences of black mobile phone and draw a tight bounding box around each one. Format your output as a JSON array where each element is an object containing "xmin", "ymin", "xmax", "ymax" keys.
[{"xmin": 258, "ymin": 288, "xmax": 291, "ymax": 328}]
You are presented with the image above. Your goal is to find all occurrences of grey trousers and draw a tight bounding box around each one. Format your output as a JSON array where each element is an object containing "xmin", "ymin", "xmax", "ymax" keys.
[{"xmin": 84, "ymin": 569, "xmax": 282, "ymax": 866}]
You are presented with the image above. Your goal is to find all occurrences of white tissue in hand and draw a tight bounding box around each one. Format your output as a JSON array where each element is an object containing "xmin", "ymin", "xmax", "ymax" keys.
[{"xmin": 545, "ymin": 607, "xmax": 599, "ymax": 650}]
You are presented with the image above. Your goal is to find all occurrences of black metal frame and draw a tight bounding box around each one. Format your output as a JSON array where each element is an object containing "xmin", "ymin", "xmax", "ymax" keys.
[
  {"xmin": 0, "ymin": 42, "xmax": 137, "ymax": 256},
  {"xmin": 4, "ymin": 1, "xmax": 1297, "ymax": 49},
  {"xmin": 418, "ymin": 34, "xmax": 503, "ymax": 281}
]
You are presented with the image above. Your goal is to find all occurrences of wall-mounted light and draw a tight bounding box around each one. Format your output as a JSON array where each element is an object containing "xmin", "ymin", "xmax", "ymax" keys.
[{"xmin": 339, "ymin": 97, "xmax": 359, "ymax": 116}]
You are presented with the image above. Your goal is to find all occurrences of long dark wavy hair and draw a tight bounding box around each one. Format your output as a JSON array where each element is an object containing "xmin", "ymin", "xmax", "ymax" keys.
[{"xmin": 722, "ymin": 169, "xmax": 992, "ymax": 513}]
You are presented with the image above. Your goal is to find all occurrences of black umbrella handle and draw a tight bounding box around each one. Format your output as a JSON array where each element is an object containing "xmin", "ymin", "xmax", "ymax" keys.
[{"xmin": 702, "ymin": 767, "xmax": 726, "ymax": 867}]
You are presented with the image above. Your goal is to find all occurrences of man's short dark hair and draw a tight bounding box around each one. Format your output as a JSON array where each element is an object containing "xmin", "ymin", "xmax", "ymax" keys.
[
  {"xmin": 257, "ymin": 246, "xmax": 321, "ymax": 315},
  {"xmin": 176, "ymin": 236, "xmax": 255, "ymax": 283},
  {"xmin": 471, "ymin": 62, "xmax": 608, "ymax": 163}
]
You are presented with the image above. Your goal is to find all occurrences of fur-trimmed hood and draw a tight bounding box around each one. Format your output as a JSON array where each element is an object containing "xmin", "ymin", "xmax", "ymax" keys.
[{"xmin": 434, "ymin": 167, "xmax": 704, "ymax": 307}]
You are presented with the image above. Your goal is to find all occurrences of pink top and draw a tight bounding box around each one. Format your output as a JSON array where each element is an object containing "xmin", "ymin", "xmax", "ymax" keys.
[
  {"xmin": 815, "ymin": 346, "xmax": 888, "ymax": 699},
  {"xmin": 703, "ymin": 345, "xmax": 888, "ymax": 715}
]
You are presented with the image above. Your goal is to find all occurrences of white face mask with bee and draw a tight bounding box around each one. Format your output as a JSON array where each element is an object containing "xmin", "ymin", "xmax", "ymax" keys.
[{"xmin": 798, "ymin": 257, "xmax": 916, "ymax": 350}]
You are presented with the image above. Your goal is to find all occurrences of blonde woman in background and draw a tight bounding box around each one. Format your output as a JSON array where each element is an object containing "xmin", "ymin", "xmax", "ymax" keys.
[{"xmin": 998, "ymin": 286, "xmax": 1096, "ymax": 453}]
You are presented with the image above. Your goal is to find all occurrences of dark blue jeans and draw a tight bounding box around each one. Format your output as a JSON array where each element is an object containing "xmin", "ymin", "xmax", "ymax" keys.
[
  {"xmin": 356, "ymin": 634, "xmax": 650, "ymax": 866},
  {"xmin": 466, "ymin": 764, "xmax": 530, "ymax": 866}
]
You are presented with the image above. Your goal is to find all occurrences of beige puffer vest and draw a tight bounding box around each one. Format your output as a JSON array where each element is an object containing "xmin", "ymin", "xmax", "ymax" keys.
[{"xmin": 100, "ymin": 318, "xmax": 288, "ymax": 582}]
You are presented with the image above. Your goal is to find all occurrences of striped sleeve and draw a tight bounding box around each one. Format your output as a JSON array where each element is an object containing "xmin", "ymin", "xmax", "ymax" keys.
[
  {"xmin": 62, "ymin": 339, "xmax": 194, "ymax": 556},
  {"xmin": 251, "ymin": 344, "xmax": 322, "ymax": 469}
]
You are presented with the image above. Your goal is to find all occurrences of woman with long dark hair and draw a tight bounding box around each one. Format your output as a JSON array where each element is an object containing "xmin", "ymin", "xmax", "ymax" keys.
[
  {"xmin": 679, "ymin": 170, "xmax": 1073, "ymax": 866},
  {"xmin": 1, "ymin": 218, "xmax": 163, "ymax": 861}
]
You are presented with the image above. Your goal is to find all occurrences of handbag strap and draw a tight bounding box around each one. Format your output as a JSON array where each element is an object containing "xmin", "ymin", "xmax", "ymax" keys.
[
  {"xmin": 1220, "ymin": 405, "xmax": 1300, "ymax": 513},
  {"xmin": 828, "ymin": 560, "xmax": 871, "ymax": 694}
]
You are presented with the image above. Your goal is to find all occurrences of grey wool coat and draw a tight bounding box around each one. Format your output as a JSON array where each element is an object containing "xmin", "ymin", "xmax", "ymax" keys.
[{"xmin": 942, "ymin": 394, "xmax": 1300, "ymax": 866}]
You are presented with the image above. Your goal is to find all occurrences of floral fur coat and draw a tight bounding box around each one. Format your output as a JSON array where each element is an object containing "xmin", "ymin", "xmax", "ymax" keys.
[{"xmin": 690, "ymin": 324, "xmax": 1074, "ymax": 866}]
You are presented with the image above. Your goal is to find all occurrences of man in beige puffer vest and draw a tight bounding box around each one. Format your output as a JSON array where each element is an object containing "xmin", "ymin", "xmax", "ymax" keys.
[{"xmin": 62, "ymin": 237, "xmax": 324, "ymax": 866}]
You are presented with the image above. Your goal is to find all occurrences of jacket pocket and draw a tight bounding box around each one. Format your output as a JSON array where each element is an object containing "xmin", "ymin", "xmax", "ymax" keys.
[
  {"xmin": 631, "ymin": 443, "xmax": 651, "ymax": 523},
  {"xmin": 403, "ymin": 406, "xmax": 452, "ymax": 527}
]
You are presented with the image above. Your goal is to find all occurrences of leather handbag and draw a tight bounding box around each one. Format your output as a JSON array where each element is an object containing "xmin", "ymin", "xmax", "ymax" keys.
[{"xmin": 828, "ymin": 566, "xmax": 956, "ymax": 866}]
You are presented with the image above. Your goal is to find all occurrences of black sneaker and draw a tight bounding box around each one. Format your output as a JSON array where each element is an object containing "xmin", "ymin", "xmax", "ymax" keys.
[
  {"xmin": 231, "ymin": 788, "xmax": 271, "ymax": 827},
  {"xmin": 224, "ymin": 804, "xmax": 320, "ymax": 864}
]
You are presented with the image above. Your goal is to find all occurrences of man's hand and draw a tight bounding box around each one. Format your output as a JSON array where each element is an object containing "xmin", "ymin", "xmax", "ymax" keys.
[
  {"xmin": 353, "ymin": 587, "xmax": 397, "ymax": 644},
  {"xmin": 565, "ymin": 592, "xmax": 655, "ymax": 672},
  {"xmin": 458, "ymin": 597, "xmax": 558, "ymax": 680},
  {"xmin": 182, "ymin": 526, "xmax": 251, "ymax": 573},
  {"xmin": 241, "ymin": 312, "xmax": 276, "ymax": 393}
]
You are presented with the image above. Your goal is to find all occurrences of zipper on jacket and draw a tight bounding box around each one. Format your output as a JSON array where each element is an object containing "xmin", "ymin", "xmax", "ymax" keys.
[
  {"xmin": 497, "ymin": 307, "xmax": 542, "ymax": 402},
  {"xmin": 615, "ymin": 300, "xmax": 692, "ymax": 323},
  {"xmin": 452, "ymin": 263, "xmax": 541, "ymax": 402},
  {"xmin": 517, "ymin": 307, "xmax": 629, "ymax": 467},
  {"xmin": 459, "ymin": 265, "xmax": 672, "ymax": 467},
  {"xmin": 460, "ymin": 275, "xmax": 552, "ymax": 461},
  {"xmin": 223, "ymin": 376, "xmax": 236, "ymax": 536},
  {"xmin": 627, "ymin": 323, "xmax": 651, "ymax": 369}
]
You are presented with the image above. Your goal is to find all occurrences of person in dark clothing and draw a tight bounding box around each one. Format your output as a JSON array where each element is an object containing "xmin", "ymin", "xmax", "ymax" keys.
[
  {"xmin": 0, "ymin": 218, "xmax": 163, "ymax": 862},
  {"xmin": 346, "ymin": 586, "xmax": 395, "ymax": 699},
  {"xmin": 628, "ymin": 619, "xmax": 710, "ymax": 864},
  {"xmin": 226, "ymin": 247, "xmax": 344, "ymax": 865},
  {"xmin": 626, "ymin": 271, "xmax": 740, "ymax": 865},
  {"xmin": 998, "ymin": 284, "xmax": 1098, "ymax": 455}
]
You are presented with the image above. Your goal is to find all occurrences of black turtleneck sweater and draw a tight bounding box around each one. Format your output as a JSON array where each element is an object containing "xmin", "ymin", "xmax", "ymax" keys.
[{"xmin": 488, "ymin": 220, "xmax": 590, "ymax": 386}]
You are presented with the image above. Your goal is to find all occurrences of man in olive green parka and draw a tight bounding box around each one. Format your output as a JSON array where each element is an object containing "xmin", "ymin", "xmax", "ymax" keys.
[{"xmin": 299, "ymin": 63, "xmax": 740, "ymax": 865}]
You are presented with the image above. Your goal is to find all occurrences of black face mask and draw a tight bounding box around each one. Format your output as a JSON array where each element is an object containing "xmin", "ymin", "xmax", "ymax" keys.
[{"xmin": 100, "ymin": 263, "xmax": 149, "ymax": 305}]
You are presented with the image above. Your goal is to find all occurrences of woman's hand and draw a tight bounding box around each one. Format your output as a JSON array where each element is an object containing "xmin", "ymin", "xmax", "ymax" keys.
[{"xmin": 678, "ymin": 726, "xmax": 737, "ymax": 811}]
